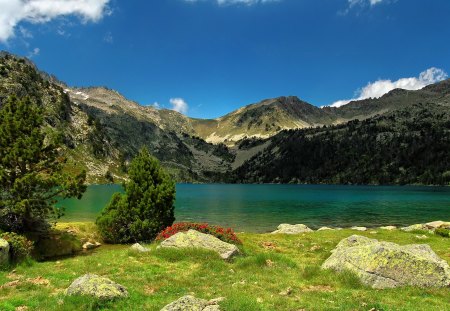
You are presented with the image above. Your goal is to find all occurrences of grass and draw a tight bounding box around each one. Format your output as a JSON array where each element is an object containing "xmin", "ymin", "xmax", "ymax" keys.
[{"xmin": 0, "ymin": 224, "xmax": 449, "ymax": 310}]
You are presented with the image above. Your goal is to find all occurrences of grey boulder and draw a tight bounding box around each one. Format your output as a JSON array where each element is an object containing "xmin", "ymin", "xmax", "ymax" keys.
[
  {"xmin": 160, "ymin": 230, "xmax": 239, "ymax": 260},
  {"xmin": 271, "ymin": 224, "xmax": 313, "ymax": 234},
  {"xmin": 66, "ymin": 274, "xmax": 128, "ymax": 300},
  {"xmin": 160, "ymin": 295, "xmax": 222, "ymax": 311},
  {"xmin": 322, "ymin": 235, "xmax": 450, "ymax": 289}
]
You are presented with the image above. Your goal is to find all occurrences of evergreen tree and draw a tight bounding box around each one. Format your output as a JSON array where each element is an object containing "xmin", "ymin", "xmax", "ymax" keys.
[
  {"xmin": 0, "ymin": 96, "xmax": 86, "ymax": 233},
  {"xmin": 96, "ymin": 148, "xmax": 175, "ymax": 243}
]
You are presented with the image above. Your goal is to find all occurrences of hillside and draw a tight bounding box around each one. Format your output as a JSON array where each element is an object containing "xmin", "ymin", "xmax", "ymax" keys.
[{"xmin": 234, "ymin": 103, "xmax": 450, "ymax": 185}]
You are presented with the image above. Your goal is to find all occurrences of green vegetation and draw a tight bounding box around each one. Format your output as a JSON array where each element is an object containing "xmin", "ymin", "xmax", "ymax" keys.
[
  {"xmin": 0, "ymin": 223, "xmax": 448, "ymax": 310},
  {"xmin": 0, "ymin": 96, "xmax": 86, "ymax": 233},
  {"xmin": 0, "ymin": 232, "xmax": 33, "ymax": 264},
  {"xmin": 435, "ymin": 228, "xmax": 450, "ymax": 238},
  {"xmin": 235, "ymin": 103, "xmax": 450, "ymax": 185},
  {"xmin": 96, "ymin": 148, "xmax": 175, "ymax": 243}
]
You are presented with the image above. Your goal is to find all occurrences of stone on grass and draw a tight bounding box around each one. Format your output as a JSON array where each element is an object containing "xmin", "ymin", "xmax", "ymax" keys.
[
  {"xmin": 160, "ymin": 295, "xmax": 222, "ymax": 311},
  {"xmin": 322, "ymin": 235, "xmax": 450, "ymax": 289},
  {"xmin": 271, "ymin": 224, "xmax": 313, "ymax": 234},
  {"xmin": 379, "ymin": 226, "xmax": 397, "ymax": 231},
  {"xmin": 66, "ymin": 274, "xmax": 128, "ymax": 300},
  {"xmin": 131, "ymin": 243, "xmax": 150, "ymax": 253},
  {"xmin": 351, "ymin": 226, "xmax": 367, "ymax": 231},
  {"xmin": 0, "ymin": 239, "xmax": 10, "ymax": 266},
  {"xmin": 82, "ymin": 242, "xmax": 101, "ymax": 250},
  {"xmin": 317, "ymin": 227, "xmax": 334, "ymax": 231},
  {"xmin": 400, "ymin": 224, "xmax": 427, "ymax": 232},
  {"xmin": 160, "ymin": 230, "xmax": 239, "ymax": 260},
  {"xmin": 424, "ymin": 221, "xmax": 450, "ymax": 230}
]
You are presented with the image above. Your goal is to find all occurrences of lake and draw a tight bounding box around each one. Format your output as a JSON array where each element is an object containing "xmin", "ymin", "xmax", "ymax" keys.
[{"xmin": 60, "ymin": 184, "xmax": 450, "ymax": 233}]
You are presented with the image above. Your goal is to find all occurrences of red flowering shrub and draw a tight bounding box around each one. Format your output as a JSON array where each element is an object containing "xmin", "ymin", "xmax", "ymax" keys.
[{"xmin": 155, "ymin": 222, "xmax": 242, "ymax": 245}]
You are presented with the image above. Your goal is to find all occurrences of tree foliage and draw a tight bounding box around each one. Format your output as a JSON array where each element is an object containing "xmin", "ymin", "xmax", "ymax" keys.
[
  {"xmin": 96, "ymin": 148, "xmax": 175, "ymax": 243},
  {"xmin": 0, "ymin": 96, "xmax": 86, "ymax": 233}
]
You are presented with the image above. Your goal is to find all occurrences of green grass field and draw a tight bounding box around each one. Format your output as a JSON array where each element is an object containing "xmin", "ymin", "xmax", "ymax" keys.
[{"xmin": 0, "ymin": 224, "xmax": 449, "ymax": 311}]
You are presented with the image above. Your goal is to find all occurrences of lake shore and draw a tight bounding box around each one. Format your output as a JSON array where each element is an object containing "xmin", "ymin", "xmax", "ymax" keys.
[{"xmin": 1, "ymin": 221, "xmax": 449, "ymax": 310}]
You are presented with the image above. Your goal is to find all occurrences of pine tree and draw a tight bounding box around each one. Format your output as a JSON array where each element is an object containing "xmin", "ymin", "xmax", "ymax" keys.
[
  {"xmin": 96, "ymin": 148, "xmax": 175, "ymax": 243},
  {"xmin": 0, "ymin": 96, "xmax": 86, "ymax": 233}
]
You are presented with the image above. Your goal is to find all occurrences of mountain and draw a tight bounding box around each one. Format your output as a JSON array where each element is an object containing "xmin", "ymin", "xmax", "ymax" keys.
[{"xmin": 1, "ymin": 51, "xmax": 450, "ymax": 185}]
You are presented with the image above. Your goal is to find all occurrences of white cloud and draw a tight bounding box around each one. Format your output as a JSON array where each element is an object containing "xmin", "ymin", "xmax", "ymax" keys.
[
  {"xmin": 0, "ymin": 0, "xmax": 111, "ymax": 42},
  {"xmin": 27, "ymin": 47, "xmax": 40, "ymax": 58},
  {"xmin": 103, "ymin": 31, "xmax": 113, "ymax": 43},
  {"xmin": 169, "ymin": 98, "xmax": 189, "ymax": 114},
  {"xmin": 183, "ymin": 0, "xmax": 280, "ymax": 6},
  {"xmin": 328, "ymin": 68, "xmax": 448, "ymax": 108}
]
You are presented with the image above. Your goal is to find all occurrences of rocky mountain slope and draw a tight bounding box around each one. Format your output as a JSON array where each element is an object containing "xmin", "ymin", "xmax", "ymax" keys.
[{"xmin": 1, "ymin": 51, "xmax": 449, "ymax": 185}]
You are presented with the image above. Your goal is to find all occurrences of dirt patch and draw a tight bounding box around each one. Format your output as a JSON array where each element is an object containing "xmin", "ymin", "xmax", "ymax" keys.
[
  {"xmin": 260, "ymin": 241, "xmax": 278, "ymax": 250},
  {"xmin": 301, "ymin": 285, "xmax": 334, "ymax": 292}
]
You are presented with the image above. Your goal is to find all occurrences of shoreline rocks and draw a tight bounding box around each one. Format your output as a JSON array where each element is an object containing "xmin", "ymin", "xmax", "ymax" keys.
[
  {"xmin": 160, "ymin": 230, "xmax": 239, "ymax": 260},
  {"xmin": 271, "ymin": 224, "xmax": 313, "ymax": 234},
  {"xmin": 66, "ymin": 274, "xmax": 128, "ymax": 300},
  {"xmin": 322, "ymin": 235, "xmax": 450, "ymax": 289},
  {"xmin": 0, "ymin": 239, "xmax": 10, "ymax": 266}
]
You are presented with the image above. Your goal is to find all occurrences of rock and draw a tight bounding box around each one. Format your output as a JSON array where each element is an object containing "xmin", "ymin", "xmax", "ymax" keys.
[
  {"xmin": 160, "ymin": 230, "xmax": 239, "ymax": 260},
  {"xmin": 271, "ymin": 224, "xmax": 313, "ymax": 234},
  {"xmin": 82, "ymin": 242, "xmax": 100, "ymax": 250},
  {"xmin": 351, "ymin": 226, "xmax": 367, "ymax": 231},
  {"xmin": 322, "ymin": 235, "xmax": 450, "ymax": 289},
  {"xmin": 66, "ymin": 274, "xmax": 128, "ymax": 300},
  {"xmin": 160, "ymin": 295, "xmax": 222, "ymax": 311},
  {"xmin": 279, "ymin": 287, "xmax": 293, "ymax": 296},
  {"xmin": 379, "ymin": 226, "xmax": 397, "ymax": 231},
  {"xmin": 0, "ymin": 239, "xmax": 10, "ymax": 267},
  {"xmin": 130, "ymin": 243, "xmax": 150, "ymax": 253},
  {"xmin": 318, "ymin": 227, "xmax": 334, "ymax": 231},
  {"xmin": 415, "ymin": 235, "xmax": 428, "ymax": 240},
  {"xmin": 400, "ymin": 224, "xmax": 427, "ymax": 232},
  {"xmin": 424, "ymin": 221, "xmax": 450, "ymax": 230}
]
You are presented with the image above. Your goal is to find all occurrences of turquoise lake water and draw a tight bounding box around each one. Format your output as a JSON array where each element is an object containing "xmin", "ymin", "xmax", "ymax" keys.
[{"xmin": 60, "ymin": 184, "xmax": 450, "ymax": 233}]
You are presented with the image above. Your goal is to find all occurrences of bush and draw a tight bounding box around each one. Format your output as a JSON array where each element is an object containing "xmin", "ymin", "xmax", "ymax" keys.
[
  {"xmin": 96, "ymin": 148, "xmax": 175, "ymax": 243},
  {"xmin": 435, "ymin": 228, "xmax": 450, "ymax": 238},
  {"xmin": 0, "ymin": 232, "xmax": 34, "ymax": 263},
  {"xmin": 155, "ymin": 222, "xmax": 242, "ymax": 245}
]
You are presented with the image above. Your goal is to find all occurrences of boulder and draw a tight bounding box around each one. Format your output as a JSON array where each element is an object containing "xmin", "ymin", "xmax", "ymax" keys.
[
  {"xmin": 400, "ymin": 224, "xmax": 427, "ymax": 232},
  {"xmin": 322, "ymin": 235, "xmax": 450, "ymax": 289},
  {"xmin": 66, "ymin": 274, "xmax": 128, "ymax": 300},
  {"xmin": 379, "ymin": 226, "xmax": 397, "ymax": 231},
  {"xmin": 351, "ymin": 226, "xmax": 367, "ymax": 231},
  {"xmin": 160, "ymin": 295, "xmax": 222, "ymax": 311},
  {"xmin": 130, "ymin": 243, "xmax": 150, "ymax": 253},
  {"xmin": 424, "ymin": 221, "xmax": 450, "ymax": 230},
  {"xmin": 160, "ymin": 230, "xmax": 239, "ymax": 260},
  {"xmin": 317, "ymin": 227, "xmax": 334, "ymax": 231},
  {"xmin": 271, "ymin": 224, "xmax": 313, "ymax": 234},
  {"xmin": 0, "ymin": 239, "xmax": 10, "ymax": 266}
]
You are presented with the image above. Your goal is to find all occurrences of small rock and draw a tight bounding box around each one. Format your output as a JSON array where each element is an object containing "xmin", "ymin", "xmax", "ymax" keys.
[
  {"xmin": 310, "ymin": 245, "xmax": 322, "ymax": 251},
  {"xmin": 351, "ymin": 226, "xmax": 367, "ymax": 231},
  {"xmin": 256, "ymin": 297, "xmax": 264, "ymax": 303},
  {"xmin": 15, "ymin": 306, "xmax": 28, "ymax": 311},
  {"xmin": 415, "ymin": 235, "xmax": 428, "ymax": 240},
  {"xmin": 400, "ymin": 224, "xmax": 426, "ymax": 232},
  {"xmin": 271, "ymin": 224, "xmax": 313, "ymax": 234},
  {"xmin": 66, "ymin": 274, "xmax": 128, "ymax": 300},
  {"xmin": 317, "ymin": 227, "xmax": 334, "ymax": 231},
  {"xmin": 130, "ymin": 243, "xmax": 150, "ymax": 253},
  {"xmin": 82, "ymin": 242, "xmax": 100, "ymax": 250},
  {"xmin": 265, "ymin": 259, "xmax": 275, "ymax": 267},
  {"xmin": 369, "ymin": 231, "xmax": 378, "ymax": 234},
  {"xmin": 160, "ymin": 295, "xmax": 222, "ymax": 311},
  {"xmin": 279, "ymin": 287, "xmax": 293, "ymax": 296},
  {"xmin": 380, "ymin": 226, "xmax": 397, "ymax": 231}
]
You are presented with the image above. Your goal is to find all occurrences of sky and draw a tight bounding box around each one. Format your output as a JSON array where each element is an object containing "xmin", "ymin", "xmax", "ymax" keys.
[{"xmin": 0, "ymin": 0, "xmax": 449, "ymax": 118}]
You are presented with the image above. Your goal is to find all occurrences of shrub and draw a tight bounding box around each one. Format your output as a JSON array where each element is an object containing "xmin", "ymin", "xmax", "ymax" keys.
[
  {"xmin": 0, "ymin": 232, "xmax": 34, "ymax": 263},
  {"xmin": 96, "ymin": 148, "xmax": 175, "ymax": 243},
  {"xmin": 155, "ymin": 222, "xmax": 242, "ymax": 245},
  {"xmin": 435, "ymin": 228, "xmax": 450, "ymax": 238}
]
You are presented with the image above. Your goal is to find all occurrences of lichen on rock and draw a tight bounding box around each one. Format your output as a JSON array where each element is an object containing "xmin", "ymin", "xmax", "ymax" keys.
[
  {"xmin": 160, "ymin": 295, "xmax": 222, "ymax": 311},
  {"xmin": 66, "ymin": 274, "xmax": 128, "ymax": 300},
  {"xmin": 271, "ymin": 224, "xmax": 313, "ymax": 234},
  {"xmin": 322, "ymin": 235, "xmax": 450, "ymax": 289}
]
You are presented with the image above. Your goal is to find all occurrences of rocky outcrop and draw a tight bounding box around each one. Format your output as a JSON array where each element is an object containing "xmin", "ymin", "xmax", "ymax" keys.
[
  {"xmin": 0, "ymin": 239, "xmax": 10, "ymax": 266},
  {"xmin": 379, "ymin": 226, "xmax": 397, "ymax": 231},
  {"xmin": 400, "ymin": 224, "xmax": 428, "ymax": 232},
  {"xmin": 322, "ymin": 235, "xmax": 450, "ymax": 289},
  {"xmin": 424, "ymin": 221, "xmax": 450, "ymax": 230},
  {"xmin": 130, "ymin": 243, "xmax": 150, "ymax": 253},
  {"xmin": 160, "ymin": 295, "xmax": 223, "ymax": 311},
  {"xmin": 159, "ymin": 230, "xmax": 239, "ymax": 260},
  {"xmin": 271, "ymin": 224, "xmax": 313, "ymax": 234},
  {"xmin": 350, "ymin": 226, "xmax": 367, "ymax": 231},
  {"xmin": 66, "ymin": 274, "xmax": 128, "ymax": 300}
]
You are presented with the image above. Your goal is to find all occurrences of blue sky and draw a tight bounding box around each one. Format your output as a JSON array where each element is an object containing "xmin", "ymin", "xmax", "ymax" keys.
[{"xmin": 0, "ymin": 0, "xmax": 449, "ymax": 118}]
